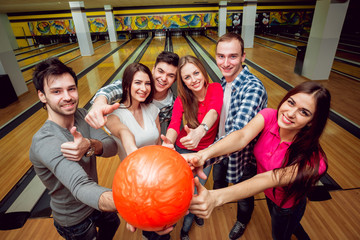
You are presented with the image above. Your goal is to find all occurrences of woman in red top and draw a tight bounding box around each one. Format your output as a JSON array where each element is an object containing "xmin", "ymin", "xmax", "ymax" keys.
[
  {"xmin": 162, "ymin": 55, "xmax": 223, "ymax": 240},
  {"xmin": 183, "ymin": 82, "xmax": 330, "ymax": 240}
]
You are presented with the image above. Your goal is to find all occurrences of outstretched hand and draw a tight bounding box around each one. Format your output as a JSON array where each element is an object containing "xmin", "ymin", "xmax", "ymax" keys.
[
  {"xmin": 85, "ymin": 101, "xmax": 120, "ymax": 129},
  {"xmin": 161, "ymin": 134, "xmax": 175, "ymax": 150},
  {"xmin": 189, "ymin": 177, "xmax": 216, "ymax": 219},
  {"xmin": 61, "ymin": 126, "xmax": 89, "ymax": 161},
  {"xmin": 181, "ymin": 152, "xmax": 207, "ymax": 180}
]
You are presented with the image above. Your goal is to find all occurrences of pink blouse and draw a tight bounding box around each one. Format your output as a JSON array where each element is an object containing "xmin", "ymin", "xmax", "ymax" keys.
[{"xmin": 254, "ymin": 108, "xmax": 327, "ymax": 208}]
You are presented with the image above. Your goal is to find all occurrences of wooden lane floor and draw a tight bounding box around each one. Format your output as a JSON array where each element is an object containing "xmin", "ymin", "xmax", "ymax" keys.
[
  {"xmin": 2, "ymin": 189, "xmax": 358, "ymax": 239},
  {"xmin": 14, "ymin": 43, "xmax": 62, "ymax": 58},
  {"xmin": 15, "ymin": 43, "xmax": 67, "ymax": 60},
  {"xmin": 0, "ymin": 41, "xmax": 117, "ymax": 127},
  {"xmin": 258, "ymin": 33, "xmax": 360, "ymax": 63},
  {"xmin": 21, "ymin": 41, "xmax": 108, "ymax": 83},
  {"xmin": 0, "ymin": 38, "xmax": 143, "ymax": 201},
  {"xmin": 193, "ymin": 35, "xmax": 360, "ymax": 190},
  {"xmin": 172, "ymin": 35, "xmax": 196, "ymax": 58},
  {"xmin": 17, "ymin": 43, "xmax": 78, "ymax": 67},
  {"xmin": 139, "ymin": 36, "xmax": 166, "ymax": 70},
  {"xmin": 255, "ymin": 34, "xmax": 360, "ymax": 79}
]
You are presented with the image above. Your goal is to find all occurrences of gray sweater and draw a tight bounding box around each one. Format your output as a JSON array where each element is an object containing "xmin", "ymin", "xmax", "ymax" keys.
[{"xmin": 29, "ymin": 108, "xmax": 117, "ymax": 227}]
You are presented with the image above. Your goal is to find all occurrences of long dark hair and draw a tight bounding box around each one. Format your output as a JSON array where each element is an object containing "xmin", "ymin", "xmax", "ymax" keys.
[
  {"xmin": 275, "ymin": 81, "xmax": 331, "ymax": 207},
  {"xmin": 177, "ymin": 55, "xmax": 209, "ymax": 128},
  {"xmin": 120, "ymin": 62, "xmax": 155, "ymax": 108}
]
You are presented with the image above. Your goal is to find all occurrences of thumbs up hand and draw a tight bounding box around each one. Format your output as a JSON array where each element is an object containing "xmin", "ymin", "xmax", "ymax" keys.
[
  {"xmin": 179, "ymin": 125, "xmax": 204, "ymax": 150},
  {"xmin": 188, "ymin": 177, "xmax": 215, "ymax": 219},
  {"xmin": 61, "ymin": 126, "xmax": 90, "ymax": 161}
]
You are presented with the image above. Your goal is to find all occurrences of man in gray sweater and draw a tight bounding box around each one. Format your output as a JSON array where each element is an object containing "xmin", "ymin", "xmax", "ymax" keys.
[{"xmin": 30, "ymin": 57, "xmax": 120, "ymax": 240}]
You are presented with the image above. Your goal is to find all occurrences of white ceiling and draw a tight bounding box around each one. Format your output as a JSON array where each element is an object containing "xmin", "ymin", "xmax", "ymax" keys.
[{"xmin": 1, "ymin": 0, "xmax": 316, "ymax": 14}]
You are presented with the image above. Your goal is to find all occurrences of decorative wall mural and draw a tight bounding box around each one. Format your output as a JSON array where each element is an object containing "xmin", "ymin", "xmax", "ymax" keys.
[
  {"xmin": 89, "ymin": 18, "xmax": 107, "ymax": 32},
  {"xmin": 270, "ymin": 11, "xmax": 313, "ymax": 26},
  {"xmin": 29, "ymin": 20, "xmax": 75, "ymax": 35},
  {"xmin": 25, "ymin": 11, "xmax": 313, "ymax": 36}
]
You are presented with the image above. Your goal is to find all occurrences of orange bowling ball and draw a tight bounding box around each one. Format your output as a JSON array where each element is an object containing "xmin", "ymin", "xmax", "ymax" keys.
[{"xmin": 112, "ymin": 145, "xmax": 194, "ymax": 231}]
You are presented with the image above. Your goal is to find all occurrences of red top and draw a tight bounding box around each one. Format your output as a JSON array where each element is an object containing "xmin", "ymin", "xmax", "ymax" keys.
[{"xmin": 168, "ymin": 82, "xmax": 223, "ymax": 151}]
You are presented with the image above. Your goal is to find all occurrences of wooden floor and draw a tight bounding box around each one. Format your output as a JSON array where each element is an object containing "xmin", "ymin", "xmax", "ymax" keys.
[{"xmin": 0, "ymin": 34, "xmax": 359, "ymax": 239}]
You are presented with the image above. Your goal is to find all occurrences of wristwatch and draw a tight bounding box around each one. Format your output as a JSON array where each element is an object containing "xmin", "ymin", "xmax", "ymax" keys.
[
  {"xmin": 200, "ymin": 123, "xmax": 209, "ymax": 132},
  {"xmin": 85, "ymin": 138, "xmax": 95, "ymax": 157}
]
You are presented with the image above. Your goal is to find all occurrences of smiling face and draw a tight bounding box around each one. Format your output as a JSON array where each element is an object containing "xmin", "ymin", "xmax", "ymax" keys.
[
  {"xmin": 278, "ymin": 92, "xmax": 316, "ymax": 135},
  {"xmin": 180, "ymin": 63, "xmax": 206, "ymax": 93},
  {"xmin": 216, "ymin": 39, "xmax": 246, "ymax": 82},
  {"xmin": 152, "ymin": 62, "xmax": 177, "ymax": 94},
  {"xmin": 130, "ymin": 71, "xmax": 151, "ymax": 104},
  {"xmin": 38, "ymin": 72, "xmax": 79, "ymax": 119}
]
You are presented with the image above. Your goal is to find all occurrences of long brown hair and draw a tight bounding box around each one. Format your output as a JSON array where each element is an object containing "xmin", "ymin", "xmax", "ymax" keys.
[
  {"xmin": 177, "ymin": 55, "xmax": 210, "ymax": 128},
  {"xmin": 275, "ymin": 81, "xmax": 331, "ymax": 207},
  {"xmin": 120, "ymin": 62, "xmax": 155, "ymax": 108}
]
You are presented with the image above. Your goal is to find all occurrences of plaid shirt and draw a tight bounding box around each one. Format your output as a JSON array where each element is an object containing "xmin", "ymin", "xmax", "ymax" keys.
[
  {"xmin": 205, "ymin": 65, "xmax": 268, "ymax": 183},
  {"xmin": 90, "ymin": 79, "xmax": 175, "ymax": 125}
]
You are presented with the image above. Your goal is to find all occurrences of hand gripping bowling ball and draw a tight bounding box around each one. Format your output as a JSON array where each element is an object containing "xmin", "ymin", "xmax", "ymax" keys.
[{"xmin": 112, "ymin": 145, "xmax": 194, "ymax": 231}]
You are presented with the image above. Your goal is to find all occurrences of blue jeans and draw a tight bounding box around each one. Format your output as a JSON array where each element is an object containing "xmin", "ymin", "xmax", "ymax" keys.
[
  {"xmin": 213, "ymin": 160, "xmax": 256, "ymax": 225},
  {"xmin": 54, "ymin": 210, "xmax": 120, "ymax": 240},
  {"xmin": 266, "ymin": 197, "xmax": 310, "ymax": 240},
  {"xmin": 175, "ymin": 145, "xmax": 212, "ymax": 233}
]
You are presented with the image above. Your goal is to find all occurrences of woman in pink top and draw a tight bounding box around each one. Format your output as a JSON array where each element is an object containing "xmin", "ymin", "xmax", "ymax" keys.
[
  {"xmin": 183, "ymin": 82, "xmax": 330, "ymax": 240},
  {"xmin": 162, "ymin": 55, "xmax": 223, "ymax": 240}
]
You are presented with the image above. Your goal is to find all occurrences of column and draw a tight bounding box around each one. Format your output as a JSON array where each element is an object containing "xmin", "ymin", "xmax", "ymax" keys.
[
  {"xmin": 69, "ymin": 1, "xmax": 94, "ymax": 56},
  {"xmin": 105, "ymin": 5, "xmax": 117, "ymax": 42},
  {"xmin": 218, "ymin": 1, "xmax": 227, "ymax": 37},
  {"xmin": 0, "ymin": 14, "xmax": 18, "ymax": 50},
  {"xmin": 302, "ymin": 0, "xmax": 349, "ymax": 80},
  {"xmin": 0, "ymin": 18, "xmax": 27, "ymax": 96},
  {"xmin": 242, "ymin": 0, "xmax": 257, "ymax": 48}
]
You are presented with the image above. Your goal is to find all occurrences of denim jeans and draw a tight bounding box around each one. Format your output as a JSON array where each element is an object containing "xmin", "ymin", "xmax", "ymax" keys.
[
  {"xmin": 54, "ymin": 210, "xmax": 120, "ymax": 240},
  {"xmin": 175, "ymin": 145, "xmax": 212, "ymax": 233},
  {"xmin": 266, "ymin": 197, "xmax": 310, "ymax": 240},
  {"xmin": 213, "ymin": 160, "xmax": 256, "ymax": 225}
]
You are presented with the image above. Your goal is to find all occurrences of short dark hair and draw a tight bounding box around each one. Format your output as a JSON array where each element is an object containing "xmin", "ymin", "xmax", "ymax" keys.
[
  {"xmin": 120, "ymin": 62, "xmax": 155, "ymax": 107},
  {"xmin": 216, "ymin": 32, "xmax": 245, "ymax": 56},
  {"xmin": 154, "ymin": 51, "xmax": 179, "ymax": 68},
  {"xmin": 33, "ymin": 57, "xmax": 77, "ymax": 94}
]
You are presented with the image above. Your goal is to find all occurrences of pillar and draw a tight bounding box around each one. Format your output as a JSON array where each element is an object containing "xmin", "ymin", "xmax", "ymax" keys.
[
  {"xmin": 302, "ymin": 0, "xmax": 349, "ymax": 80},
  {"xmin": 0, "ymin": 18, "xmax": 27, "ymax": 96},
  {"xmin": 0, "ymin": 14, "xmax": 18, "ymax": 50},
  {"xmin": 242, "ymin": 0, "xmax": 257, "ymax": 48},
  {"xmin": 104, "ymin": 5, "xmax": 117, "ymax": 42},
  {"xmin": 218, "ymin": 1, "xmax": 227, "ymax": 37},
  {"xmin": 69, "ymin": 1, "xmax": 94, "ymax": 56}
]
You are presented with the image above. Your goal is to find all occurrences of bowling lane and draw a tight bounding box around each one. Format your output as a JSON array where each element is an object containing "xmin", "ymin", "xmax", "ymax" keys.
[
  {"xmin": 21, "ymin": 40, "xmax": 107, "ymax": 83},
  {"xmin": 14, "ymin": 43, "xmax": 63, "ymax": 57},
  {"xmin": 18, "ymin": 43, "xmax": 79, "ymax": 68},
  {"xmin": 1, "ymin": 40, "xmax": 124, "ymax": 128},
  {"xmin": 172, "ymin": 36, "xmax": 196, "ymax": 58},
  {"xmin": 255, "ymin": 34, "xmax": 360, "ymax": 78},
  {"xmin": 0, "ymin": 38, "xmax": 144, "ymax": 202},
  {"xmin": 193, "ymin": 35, "xmax": 360, "ymax": 190},
  {"xmin": 139, "ymin": 36, "xmax": 166, "ymax": 70}
]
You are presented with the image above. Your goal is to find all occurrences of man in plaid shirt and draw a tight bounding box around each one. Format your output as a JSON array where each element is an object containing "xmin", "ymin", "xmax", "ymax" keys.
[
  {"xmin": 85, "ymin": 51, "xmax": 179, "ymax": 136},
  {"xmin": 209, "ymin": 33, "xmax": 268, "ymax": 239}
]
